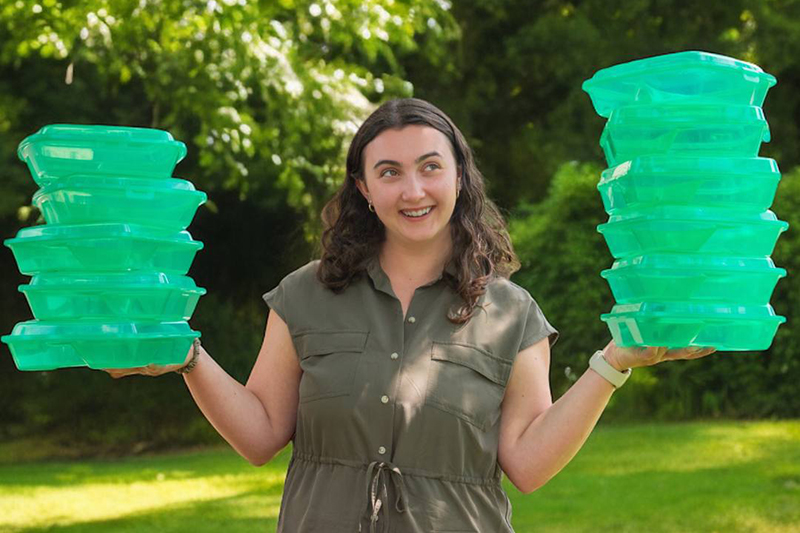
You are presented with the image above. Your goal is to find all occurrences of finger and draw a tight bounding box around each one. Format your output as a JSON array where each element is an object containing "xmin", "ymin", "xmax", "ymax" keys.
[
  {"xmin": 692, "ymin": 347, "xmax": 717, "ymax": 358},
  {"xmin": 104, "ymin": 367, "xmax": 144, "ymax": 378},
  {"xmin": 672, "ymin": 347, "xmax": 716, "ymax": 360}
]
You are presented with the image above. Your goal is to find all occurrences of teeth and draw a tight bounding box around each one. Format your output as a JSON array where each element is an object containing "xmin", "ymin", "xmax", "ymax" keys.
[{"xmin": 402, "ymin": 207, "xmax": 432, "ymax": 217}]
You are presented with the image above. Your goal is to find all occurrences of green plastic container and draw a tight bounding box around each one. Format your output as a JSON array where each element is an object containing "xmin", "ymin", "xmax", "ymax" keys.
[
  {"xmin": 600, "ymin": 103, "xmax": 770, "ymax": 167},
  {"xmin": 33, "ymin": 175, "xmax": 207, "ymax": 231},
  {"xmin": 597, "ymin": 206, "xmax": 788, "ymax": 258},
  {"xmin": 19, "ymin": 272, "xmax": 206, "ymax": 321},
  {"xmin": 18, "ymin": 124, "xmax": 187, "ymax": 187},
  {"xmin": 601, "ymin": 301, "xmax": 785, "ymax": 350},
  {"xmin": 5, "ymin": 223, "xmax": 203, "ymax": 275},
  {"xmin": 1, "ymin": 320, "xmax": 198, "ymax": 370},
  {"xmin": 601, "ymin": 254, "xmax": 786, "ymax": 305},
  {"xmin": 582, "ymin": 51, "xmax": 777, "ymax": 117},
  {"xmin": 598, "ymin": 156, "xmax": 781, "ymax": 214}
]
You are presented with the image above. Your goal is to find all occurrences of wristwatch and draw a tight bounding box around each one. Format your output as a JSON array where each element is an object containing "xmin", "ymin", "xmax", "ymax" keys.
[{"xmin": 589, "ymin": 349, "xmax": 631, "ymax": 389}]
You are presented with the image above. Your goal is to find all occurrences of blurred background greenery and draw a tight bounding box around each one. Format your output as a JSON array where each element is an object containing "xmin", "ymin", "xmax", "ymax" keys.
[{"xmin": 0, "ymin": 0, "xmax": 798, "ymax": 455}]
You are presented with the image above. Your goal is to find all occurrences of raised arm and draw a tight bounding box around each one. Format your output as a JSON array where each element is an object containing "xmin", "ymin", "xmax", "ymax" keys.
[
  {"xmin": 182, "ymin": 309, "xmax": 301, "ymax": 466},
  {"xmin": 106, "ymin": 309, "xmax": 302, "ymax": 467}
]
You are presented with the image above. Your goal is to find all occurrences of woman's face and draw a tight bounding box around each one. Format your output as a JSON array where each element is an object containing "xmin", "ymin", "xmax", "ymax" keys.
[{"xmin": 356, "ymin": 125, "xmax": 461, "ymax": 248}]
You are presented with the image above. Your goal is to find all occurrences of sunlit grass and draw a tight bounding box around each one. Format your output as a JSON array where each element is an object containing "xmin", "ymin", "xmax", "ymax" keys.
[
  {"xmin": 1, "ymin": 420, "xmax": 798, "ymax": 532},
  {"xmin": 506, "ymin": 419, "xmax": 800, "ymax": 532},
  {"xmin": 0, "ymin": 445, "xmax": 291, "ymax": 532}
]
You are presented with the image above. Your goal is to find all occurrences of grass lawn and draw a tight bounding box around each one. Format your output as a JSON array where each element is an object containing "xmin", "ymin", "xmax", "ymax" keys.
[{"xmin": 0, "ymin": 419, "xmax": 798, "ymax": 532}]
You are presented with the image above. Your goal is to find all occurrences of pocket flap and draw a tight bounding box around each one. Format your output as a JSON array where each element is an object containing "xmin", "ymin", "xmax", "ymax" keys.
[
  {"xmin": 295, "ymin": 330, "xmax": 368, "ymax": 359},
  {"xmin": 431, "ymin": 342, "xmax": 511, "ymax": 386}
]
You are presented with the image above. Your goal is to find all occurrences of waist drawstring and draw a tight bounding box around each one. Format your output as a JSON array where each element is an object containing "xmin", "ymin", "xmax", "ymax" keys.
[{"xmin": 358, "ymin": 460, "xmax": 408, "ymax": 533}]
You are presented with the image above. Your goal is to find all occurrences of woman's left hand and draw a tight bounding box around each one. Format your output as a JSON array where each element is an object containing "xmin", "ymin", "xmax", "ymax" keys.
[{"xmin": 601, "ymin": 340, "xmax": 717, "ymax": 371}]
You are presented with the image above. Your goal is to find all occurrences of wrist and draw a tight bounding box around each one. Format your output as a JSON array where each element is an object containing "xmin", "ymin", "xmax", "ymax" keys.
[
  {"xmin": 176, "ymin": 338, "xmax": 202, "ymax": 375},
  {"xmin": 589, "ymin": 349, "xmax": 632, "ymax": 390}
]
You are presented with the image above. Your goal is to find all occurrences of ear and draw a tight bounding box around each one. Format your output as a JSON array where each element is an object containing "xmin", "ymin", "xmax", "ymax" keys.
[{"xmin": 354, "ymin": 176, "xmax": 369, "ymax": 200}]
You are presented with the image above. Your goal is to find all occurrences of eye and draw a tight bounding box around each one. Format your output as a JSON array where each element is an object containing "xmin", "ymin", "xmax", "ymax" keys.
[{"xmin": 379, "ymin": 162, "xmax": 440, "ymax": 178}]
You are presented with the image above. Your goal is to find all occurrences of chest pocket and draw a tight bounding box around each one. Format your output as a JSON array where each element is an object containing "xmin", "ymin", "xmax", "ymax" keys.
[
  {"xmin": 293, "ymin": 330, "xmax": 369, "ymax": 404},
  {"xmin": 425, "ymin": 341, "xmax": 513, "ymax": 432}
]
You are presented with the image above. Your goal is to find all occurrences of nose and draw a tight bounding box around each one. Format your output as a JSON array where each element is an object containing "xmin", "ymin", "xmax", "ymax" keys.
[{"xmin": 401, "ymin": 173, "xmax": 426, "ymax": 202}]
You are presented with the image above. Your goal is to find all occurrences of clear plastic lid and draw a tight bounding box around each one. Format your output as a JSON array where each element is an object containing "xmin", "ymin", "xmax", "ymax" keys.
[
  {"xmin": 18, "ymin": 124, "xmax": 187, "ymax": 163},
  {"xmin": 23, "ymin": 272, "xmax": 203, "ymax": 291},
  {"xmin": 582, "ymin": 51, "xmax": 778, "ymax": 117},
  {"xmin": 35, "ymin": 175, "xmax": 198, "ymax": 192},
  {"xmin": 600, "ymin": 156, "xmax": 780, "ymax": 185},
  {"xmin": 608, "ymin": 301, "xmax": 784, "ymax": 320},
  {"xmin": 602, "ymin": 206, "xmax": 783, "ymax": 225},
  {"xmin": 608, "ymin": 102, "xmax": 768, "ymax": 125},
  {"xmin": 585, "ymin": 51, "xmax": 775, "ymax": 85},
  {"xmin": 7, "ymin": 320, "xmax": 196, "ymax": 338},
  {"xmin": 20, "ymin": 124, "xmax": 179, "ymax": 145},
  {"xmin": 606, "ymin": 254, "xmax": 784, "ymax": 274},
  {"xmin": 6, "ymin": 223, "xmax": 200, "ymax": 244}
]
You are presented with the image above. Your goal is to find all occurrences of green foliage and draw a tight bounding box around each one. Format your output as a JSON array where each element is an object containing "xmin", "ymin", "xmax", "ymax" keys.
[{"xmin": 0, "ymin": 0, "xmax": 460, "ymax": 234}]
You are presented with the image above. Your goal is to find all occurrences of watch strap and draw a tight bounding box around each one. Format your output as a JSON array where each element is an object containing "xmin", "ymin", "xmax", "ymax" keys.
[{"xmin": 589, "ymin": 349, "xmax": 631, "ymax": 389}]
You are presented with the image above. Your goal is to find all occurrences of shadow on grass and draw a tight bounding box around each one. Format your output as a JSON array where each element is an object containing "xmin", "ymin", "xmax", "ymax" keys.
[
  {"xmin": 0, "ymin": 444, "xmax": 293, "ymax": 488},
  {"xmin": 15, "ymin": 489, "xmax": 281, "ymax": 533}
]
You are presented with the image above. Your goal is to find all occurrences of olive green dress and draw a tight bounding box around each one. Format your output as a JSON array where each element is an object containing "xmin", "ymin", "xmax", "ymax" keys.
[{"xmin": 262, "ymin": 255, "xmax": 558, "ymax": 532}]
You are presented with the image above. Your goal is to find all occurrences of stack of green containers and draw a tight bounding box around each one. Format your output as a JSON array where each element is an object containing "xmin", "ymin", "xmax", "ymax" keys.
[
  {"xmin": 1, "ymin": 125, "xmax": 207, "ymax": 370},
  {"xmin": 582, "ymin": 51, "xmax": 788, "ymax": 350}
]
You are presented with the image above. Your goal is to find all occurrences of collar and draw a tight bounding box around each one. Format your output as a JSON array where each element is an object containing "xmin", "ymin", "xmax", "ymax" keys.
[{"xmin": 366, "ymin": 254, "xmax": 456, "ymax": 293}]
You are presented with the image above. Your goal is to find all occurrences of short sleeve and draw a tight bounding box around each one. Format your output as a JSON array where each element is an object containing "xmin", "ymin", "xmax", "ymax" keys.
[
  {"xmin": 518, "ymin": 294, "xmax": 559, "ymax": 352},
  {"xmin": 262, "ymin": 278, "xmax": 290, "ymax": 325}
]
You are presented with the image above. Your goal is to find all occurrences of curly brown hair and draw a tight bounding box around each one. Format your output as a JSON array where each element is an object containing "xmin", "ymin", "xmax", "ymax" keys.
[{"xmin": 316, "ymin": 97, "xmax": 521, "ymax": 324}]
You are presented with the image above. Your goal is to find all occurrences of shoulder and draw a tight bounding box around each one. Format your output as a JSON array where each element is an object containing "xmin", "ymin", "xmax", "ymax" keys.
[
  {"xmin": 485, "ymin": 275, "xmax": 536, "ymax": 307},
  {"xmin": 292, "ymin": 258, "xmax": 321, "ymax": 279},
  {"xmin": 280, "ymin": 259, "xmax": 322, "ymax": 286}
]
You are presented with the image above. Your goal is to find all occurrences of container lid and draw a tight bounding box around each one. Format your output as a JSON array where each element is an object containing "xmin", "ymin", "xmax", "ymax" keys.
[
  {"xmin": 5, "ymin": 223, "xmax": 201, "ymax": 246},
  {"xmin": 584, "ymin": 51, "xmax": 776, "ymax": 87},
  {"xmin": 37, "ymin": 174, "xmax": 197, "ymax": 192},
  {"xmin": 582, "ymin": 51, "xmax": 778, "ymax": 117},
  {"xmin": 605, "ymin": 301, "xmax": 785, "ymax": 321},
  {"xmin": 608, "ymin": 102, "xmax": 768, "ymax": 125},
  {"xmin": 18, "ymin": 124, "xmax": 187, "ymax": 162},
  {"xmin": 31, "ymin": 176, "xmax": 205, "ymax": 206},
  {"xmin": 600, "ymin": 156, "xmax": 780, "ymax": 185},
  {"xmin": 4, "ymin": 319, "xmax": 197, "ymax": 339},
  {"xmin": 600, "ymin": 205, "xmax": 784, "ymax": 225},
  {"xmin": 22, "ymin": 272, "xmax": 205, "ymax": 292},
  {"xmin": 603, "ymin": 254, "xmax": 785, "ymax": 275}
]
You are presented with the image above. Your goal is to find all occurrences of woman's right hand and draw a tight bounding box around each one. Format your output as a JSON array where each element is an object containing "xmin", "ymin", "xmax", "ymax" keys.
[{"xmin": 103, "ymin": 342, "xmax": 195, "ymax": 378}]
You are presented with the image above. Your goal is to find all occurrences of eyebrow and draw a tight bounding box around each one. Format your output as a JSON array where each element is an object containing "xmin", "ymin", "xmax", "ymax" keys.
[{"xmin": 372, "ymin": 151, "xmax": 442, "ymax": 170}]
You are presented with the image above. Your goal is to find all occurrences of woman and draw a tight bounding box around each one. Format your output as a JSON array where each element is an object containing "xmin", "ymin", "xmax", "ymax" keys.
[{"xmin": 107, "ymin": 97, "xmax": 717, "ymax": 532}]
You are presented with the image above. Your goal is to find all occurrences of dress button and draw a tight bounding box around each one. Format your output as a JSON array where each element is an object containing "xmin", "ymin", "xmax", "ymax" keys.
[
  {"xmin": 378, "ymin": 446, "xmax": 386, "ymax": 454},
  {"xmin": 390, "ymin": 352, "xmax": 399, "ymax": 360},
  {"xmin": 381, "ymin": 395, "xmax": 389, "ymax": 404},
  {"xmin": 408, "ymin": 316, "xmax": 416, "ymax": 323}
]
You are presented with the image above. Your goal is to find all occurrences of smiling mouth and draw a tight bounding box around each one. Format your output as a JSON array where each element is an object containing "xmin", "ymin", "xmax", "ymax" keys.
[{"xmin": 400, "ymin": 206, "xmax": 435, "ymax": 218}]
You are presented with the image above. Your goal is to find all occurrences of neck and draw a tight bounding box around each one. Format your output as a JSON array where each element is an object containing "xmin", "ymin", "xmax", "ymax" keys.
[{"xmin": 379, "ymin": 234, "xmax": 453, "ymax": 285}]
